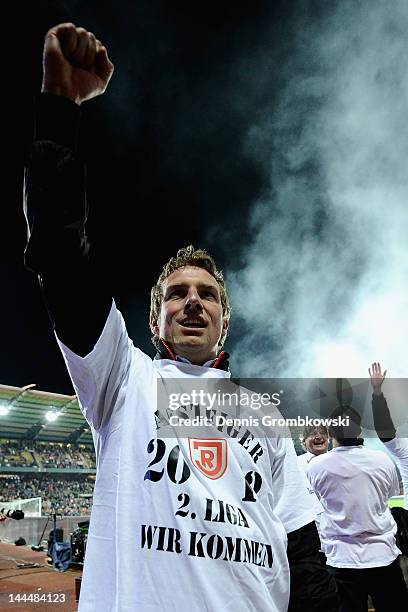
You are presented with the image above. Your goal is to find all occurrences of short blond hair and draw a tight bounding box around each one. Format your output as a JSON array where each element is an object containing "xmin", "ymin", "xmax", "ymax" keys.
[{"xmin": 150, "ymin": 245, "xmax": 231, "ymax": 348}]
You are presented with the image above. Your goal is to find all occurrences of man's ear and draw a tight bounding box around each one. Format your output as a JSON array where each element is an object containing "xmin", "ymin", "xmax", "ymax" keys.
[
  {"xmin": 150, "ymin": 317, "xmax": 160, "ymax": 337},
  {"xmin": 222, "ymin": 318, "xmax": 229, "ymax": 334}
]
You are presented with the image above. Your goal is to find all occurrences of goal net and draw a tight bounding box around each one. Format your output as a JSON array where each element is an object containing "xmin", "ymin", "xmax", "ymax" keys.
[{"xmin": 0, "ymin": 497, "xmax": 42, "ymax": 517}]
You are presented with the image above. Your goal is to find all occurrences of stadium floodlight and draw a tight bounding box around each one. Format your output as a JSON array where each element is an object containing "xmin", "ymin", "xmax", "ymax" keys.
[
  {"xmin": 0, "ymin": 404, "xmax": 9, "ymax": 416},
  {"xmin": 46, "ymin": 409, "xmax": 59, "ymax": 422}
]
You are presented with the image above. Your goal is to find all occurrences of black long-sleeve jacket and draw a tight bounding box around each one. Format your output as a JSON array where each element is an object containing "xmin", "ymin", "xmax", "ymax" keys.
[
  {"xmin": 372, "ymin": 392, "xmax": 397, "ymax": 442},
  {"xmin": 24, "ymin": 93, "xmax": 111, "ymax": 356}
]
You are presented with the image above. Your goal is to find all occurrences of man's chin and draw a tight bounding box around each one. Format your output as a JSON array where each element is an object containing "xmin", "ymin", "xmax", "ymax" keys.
[
  {"xmin": 173, "ymin": 331, "xmax": 205, "ymax": 345},
  {"xmin": 172, "ymin": 336, "xmax": 217, "ymax": 361},
  {"xmin": 175, "ymin": 337, "xmax": 207, "ymax": 352}
]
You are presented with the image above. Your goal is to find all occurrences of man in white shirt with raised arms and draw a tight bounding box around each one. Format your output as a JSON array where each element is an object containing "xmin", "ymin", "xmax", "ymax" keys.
[{"xmin": 308, "ymin": 404, "xmax": 408, "ymax": 611}]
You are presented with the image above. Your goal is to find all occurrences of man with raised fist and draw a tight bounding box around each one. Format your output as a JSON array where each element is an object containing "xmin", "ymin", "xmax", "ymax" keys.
[{"xmin": 24, "ymin": 23, "xmax": 338, "ymax": 612}]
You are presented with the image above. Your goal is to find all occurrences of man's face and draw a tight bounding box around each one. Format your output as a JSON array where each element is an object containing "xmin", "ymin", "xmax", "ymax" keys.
[
  {"xmin": 150, "ymin": 266, "xmax": 228, "ymax": 365},
  {"xmin": 304, "ymin": 429, "xmax": 328, "ymax": 456}
]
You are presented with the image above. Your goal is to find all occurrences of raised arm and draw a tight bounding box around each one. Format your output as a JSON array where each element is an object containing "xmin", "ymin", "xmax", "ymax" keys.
[
  {"xmin": 369, "ymin": 362, "xmax": 396, "ymax": 442},
  {"xmin": 24, "ymin": 24, "xmax": 114, "ymax": 356}
]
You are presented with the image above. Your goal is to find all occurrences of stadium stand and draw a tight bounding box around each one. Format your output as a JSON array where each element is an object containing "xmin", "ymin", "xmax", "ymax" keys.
[
  {"xmin": 0, "ymin": 474, "xmax": 93, "ymax": 516},
  {"xmin": 0, "ymin": 384, "xmax": 95, "ymax": 517},
  {"xmin": 0, "ymin": 440, "xmax": 96, "ymax": 470}
]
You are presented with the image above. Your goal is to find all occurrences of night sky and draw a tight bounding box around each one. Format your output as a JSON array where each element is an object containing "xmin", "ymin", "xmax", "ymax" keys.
[
  {"xmin": 3, "ymin": 0, "xmax": 408, "ymax": 395},
  {"xmin": 4, "ymin": 0, "xmax": 289, "ymax": 393}
]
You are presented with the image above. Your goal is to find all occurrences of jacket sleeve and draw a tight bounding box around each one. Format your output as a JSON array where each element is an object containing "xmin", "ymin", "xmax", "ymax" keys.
[
  {"xmin": 372, "ymin": 392, "xmax": 396, "ymax": 442},
  {"xmin": 24, "ymin": 93, "xmax": 112, "ymax": 356}
]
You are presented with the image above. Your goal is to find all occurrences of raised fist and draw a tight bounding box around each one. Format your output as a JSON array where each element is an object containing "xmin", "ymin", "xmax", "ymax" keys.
[{"xmin": 42, "ymin": 23, "xmax": 114, "ymax": 105}]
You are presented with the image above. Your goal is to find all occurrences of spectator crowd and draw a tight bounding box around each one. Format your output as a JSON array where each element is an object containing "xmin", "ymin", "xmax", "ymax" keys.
[
  {"xmin": 0, "ymin": 439, "xmax": 96, "ymax": 469},
  {"xmin": 0, "ymin": 474, "xmax": 94, "ymax": 516},
  {"xmin": 0, "ymin": 440, "xmax": 96, "ymax": 516}
]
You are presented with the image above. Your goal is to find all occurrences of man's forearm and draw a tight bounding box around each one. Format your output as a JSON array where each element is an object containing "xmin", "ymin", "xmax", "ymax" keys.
[
  {"xmin": 24, "ymin": 93, "xmax": 111, "ymax": 356},
  {"xmin": 372, "ymin": 392, "xmax": 396, "ymax": 442}
]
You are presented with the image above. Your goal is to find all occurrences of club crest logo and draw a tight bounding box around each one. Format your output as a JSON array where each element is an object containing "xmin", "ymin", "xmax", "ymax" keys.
[{"xmin": 188, "ymin": 438, "xmax": 228, "ymax": 479}]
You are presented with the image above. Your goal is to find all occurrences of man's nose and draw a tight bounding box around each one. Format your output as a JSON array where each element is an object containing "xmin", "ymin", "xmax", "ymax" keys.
[{"xmin": 184, "ymin": 290, "xmax": 203, "ymax": 312}]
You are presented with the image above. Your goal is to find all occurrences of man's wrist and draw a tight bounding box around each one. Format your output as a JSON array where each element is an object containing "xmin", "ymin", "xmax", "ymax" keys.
[
  {"xmin": 41, "ymin": 85, "xmax": 81, "ymax": 106},
  {"xmin": 34, "ymin": 92, "xmax": 82, "ymax": 150}
]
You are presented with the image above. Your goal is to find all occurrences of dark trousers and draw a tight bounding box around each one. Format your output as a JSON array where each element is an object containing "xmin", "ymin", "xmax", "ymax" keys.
[
  {"xmin": 327, "ymin": 558, "xmax": 408, "ymax": 612},
  {"xmin": 288, "ymin": 522, "xmax": 340, "ymax": 612}
]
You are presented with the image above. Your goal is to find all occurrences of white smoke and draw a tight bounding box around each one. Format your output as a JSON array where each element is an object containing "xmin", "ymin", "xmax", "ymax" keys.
[{"xmin": 226, "ymin": 0, "xmax": 408, "ymax": 378}]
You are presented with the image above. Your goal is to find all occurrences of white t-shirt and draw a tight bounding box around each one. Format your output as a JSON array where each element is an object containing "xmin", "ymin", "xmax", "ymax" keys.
[
  {"xmin": 296, "ymin": 452, "xmax": 324, "ymax": 512},
  {"xmin": 296, "ymin": 452, "xmax": 324, "ymax": 542},
  {"xmin": 297, "ymin": 451, "xmax": 317, "ymax": 474},
  {"xmin": 308, "ymin": 445, "xmax": 401, "ymax": 569},
  {"xmin": 57, "ymin": 302, "xmax": 320, "ymax": 612},
  {"xmin": 384, "ymin": 436, "xmax": 408, "ymax": 509}
]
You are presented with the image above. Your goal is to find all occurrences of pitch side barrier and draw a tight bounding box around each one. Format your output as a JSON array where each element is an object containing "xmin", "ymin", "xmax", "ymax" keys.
[
  {"xmin": 0, "ymin": 515, "xmax": 90, "ymax": 546},
  {"xmin": 155, "ymin": 377, "xmax": 408, "ymax": 439}
]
